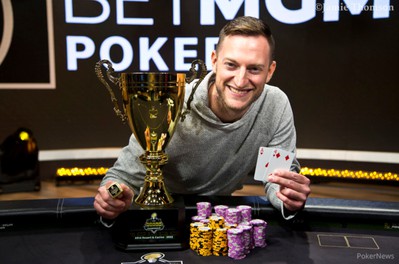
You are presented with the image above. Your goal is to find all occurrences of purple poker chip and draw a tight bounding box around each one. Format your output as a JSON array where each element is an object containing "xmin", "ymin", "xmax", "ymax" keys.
[
  {"xmin": 237, "ymin": 224, "xmax": 252, "ymax": 253},
  {"xmin": 200, "ymin": 218, "xmax": 210, "ymax": 225},
  {"xmin": 191, "ymin": 215, "xmax": 206, "ymax": 222},
  {"xmin": 225, "ymin": 208, "xmax": 241, "ymax": 225},
  {"xmin": 237, "ymin": 205, "xmax": 252, "ymax": 222},
  {"xmin": 227, "ymin": 228, "xmax": 246, "ymax": 259},
  {"xmin": 214, "ymin": 205, "xmax": 229, "ymax": 218},
  {"xmin": 196, "ymin": 202, "xmax": 212, "ymax": 218},
  {"xmin": 250, "ymin": 219, "xmax": 266, "ymax": 226},
  {"xmin": 250, "ymin": 219, "xmax": 267, "ymax": 248}
]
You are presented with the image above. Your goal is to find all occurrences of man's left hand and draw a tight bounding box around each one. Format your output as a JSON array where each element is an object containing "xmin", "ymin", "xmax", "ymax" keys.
[{"xmin": 268, "ymin": 169, "xmax": 311, "ymax": 212}]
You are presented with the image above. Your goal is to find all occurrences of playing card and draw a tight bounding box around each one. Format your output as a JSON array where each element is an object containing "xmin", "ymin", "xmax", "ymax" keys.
[
  {"xmin": 254, "ymin": 147, "xmax": 273, "ymax": 182},
  {"xmin": 254, "ymin": 147, "xmax": 294, "ymax": 182},
  {"xmin": 264, "ymin": 148, "xmax": 294, "ymax": 181}
]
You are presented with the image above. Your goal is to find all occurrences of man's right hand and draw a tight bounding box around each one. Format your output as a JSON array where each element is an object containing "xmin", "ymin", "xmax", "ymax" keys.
[{"xmin": 93, "ymin": 181, "xmax": 134, "ymax": 220}]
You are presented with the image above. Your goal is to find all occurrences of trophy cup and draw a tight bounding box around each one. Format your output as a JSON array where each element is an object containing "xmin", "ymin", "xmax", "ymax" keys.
[{"xmin": 95, "ymin": 59, "xmax": 206, "ymax": 250}]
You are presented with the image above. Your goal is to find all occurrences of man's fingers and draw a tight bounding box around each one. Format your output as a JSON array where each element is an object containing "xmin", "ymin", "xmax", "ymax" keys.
[
  {"xmin": 95, "ymin": 191, "xmax": 125, "ymax": 211},
  {"xmin": 97, "ymin": 185, "xmax": 131, "ymax": 209},
  {"xmin": 279, "ymin": 186, "xmax": 308, "ymax": 202},
  {"xmin": 269, "ymin": 171, "xmax": 310, "ymax": 192},
  {"xmin": 268, "ymin": 170, "xmax": 311, "ymax": 212},
  {"xmin": 273, "ymin": 170, "xmax": 310, "ymax": 184},
  {"xmin": 276, "ymin": 192, "xmax": 303, "ymax": 212},
  {"xmin": 94, "ymin": 182, "xmax": 135, "ymax": 220}
]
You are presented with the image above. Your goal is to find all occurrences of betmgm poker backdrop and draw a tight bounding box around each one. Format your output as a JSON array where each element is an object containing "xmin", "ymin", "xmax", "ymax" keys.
[{"xmin": 0, "ymin": 0, "xmax": 398, "ymax": 166}]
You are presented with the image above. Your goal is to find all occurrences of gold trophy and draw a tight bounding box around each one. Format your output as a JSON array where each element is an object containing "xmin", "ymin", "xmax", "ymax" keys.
[{"xmin": 95, "ymin": 60, "xmax": 206, "ymax": 207}]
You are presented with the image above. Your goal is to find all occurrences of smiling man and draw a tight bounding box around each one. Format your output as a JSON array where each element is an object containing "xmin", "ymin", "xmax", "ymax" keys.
[
  {"xmin": 94, "ymin": 16, "xmax": 311, "ymax": 221},
  {"xmin": 209, "ymin": 34, "xmax": 276, "ymax": 122}
]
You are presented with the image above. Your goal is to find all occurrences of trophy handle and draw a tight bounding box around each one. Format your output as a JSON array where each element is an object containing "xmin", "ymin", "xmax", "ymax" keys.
[
  {"xmin": 95, "ymin": 59, "xmax": 128, "ymax": 123},
  {"xmin": 181, "ymin": 59, "xmax": 208, "ymax": 121}
]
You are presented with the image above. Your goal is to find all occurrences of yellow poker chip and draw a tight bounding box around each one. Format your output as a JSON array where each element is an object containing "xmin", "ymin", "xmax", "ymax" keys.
[
  {"xmin": 107, "ymin": 182, "xmax": 123, "ymax": 198},
  {"xmin": 197, "ymin": 226, "xmax": 213, "ymax": 256},
  {"xmin": 213, "ymin": 228, "xmax": 228, "ymax": 256},
  {"xmin": 209, "ymin": 215, "xmax": 224, "ymax": 230},
  {"xmin": 190, "ymin": 222, "xmax": 204, "ymax": 250}
]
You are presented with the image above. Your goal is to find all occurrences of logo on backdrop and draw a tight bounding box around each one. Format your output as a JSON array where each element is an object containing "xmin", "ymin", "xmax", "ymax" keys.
[
  {"xmin": 0, "ymin": 0, "xmax": 55, "ymax": 89},
  {"xmin": 64, "ymin": 0, "xmax": 394, "ymax": 72},
  {"xmin": 0, "ymin": 0, "xmax": 394, "ymax": 89}
]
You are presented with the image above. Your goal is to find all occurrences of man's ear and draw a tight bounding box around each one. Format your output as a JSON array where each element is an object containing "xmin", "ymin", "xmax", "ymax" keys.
[
  {"xmin": 211, "ymin": 50, "xmax": 217, "ymax": 73},
  {"xmin": 266, "ymin": 60, "xmax": 277, "ymax": 83}
]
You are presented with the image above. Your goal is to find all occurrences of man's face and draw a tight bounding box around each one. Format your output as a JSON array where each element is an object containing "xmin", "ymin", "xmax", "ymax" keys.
[{"xmin": 210, "ymin": 35, "xmax": 276, "ymax": 122}]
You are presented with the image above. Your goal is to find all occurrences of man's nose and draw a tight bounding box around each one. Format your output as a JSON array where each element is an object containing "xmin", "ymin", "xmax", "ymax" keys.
[{"xmin": 234, "ymin": 68, "xmax": 249, "ymax": 88}]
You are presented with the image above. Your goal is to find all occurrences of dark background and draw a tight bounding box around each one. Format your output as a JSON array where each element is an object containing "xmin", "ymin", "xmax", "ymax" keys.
[{"xmin": 1, "ymin": 1, "xmax": 398, "ymax": 162}]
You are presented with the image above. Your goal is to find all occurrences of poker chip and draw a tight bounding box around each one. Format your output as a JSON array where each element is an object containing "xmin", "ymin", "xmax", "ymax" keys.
[
  {"xmin": 225, "ymin": 208, "xmax": 241, "ymax": 225},
  {"xmin": 189, "ymin": 222, "xmax": 204, "ymax": 250},
  {"xmin": 224, "ymin": 223, "xmax": 237, "ymax": 229},
  {"xmin": 190, "ymin": 202, "xmax": 268, "ymax": 259},
  {"xmin": 214, "ymin": 205, "xmax": 228, "ymax": 218},
  {"xmin": 227, "ymin": 228, "xmax": 246, "ymax": 259},
  {"xmin": 250, "ymin": 219, "xmax": 267, "ymax": 248},
  {"xmin": 237, "ymin": 205, "xmax": 252, "ymax": 223},
  {"xmin": 237, "ymin": 224, "xmax": 253, "ymax": 253},
  {"xmin": 196, "ymin": 202, "xmax": 212, "ymax": 218},
  {"xmin": 209, "ymin": 215, "xmax": 224, "ymax": 230},
  {"xmin": 213, "ymin": 228, "xmax": 228, "ymax": 256},
  {"xmin": 197, "ymin": 226, "xmax": 213, "ymax": 256},
  {"xmin": 200, "ymin": 218, "xmax": 210, "ymax": 225},
  {"xmin": 191, "ymin": 215, "xmax": 206, "ymax": 222}
]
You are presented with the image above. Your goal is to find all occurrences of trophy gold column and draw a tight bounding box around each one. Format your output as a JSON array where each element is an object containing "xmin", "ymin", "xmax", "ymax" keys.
[{"xmin": 95, "ymin": 60, "xmax": 206, "ymax": 207}]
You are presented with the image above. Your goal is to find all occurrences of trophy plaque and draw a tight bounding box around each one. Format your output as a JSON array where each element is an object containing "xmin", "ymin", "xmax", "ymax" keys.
[{"xmin": 95, "ymin": 59, "xmax": 206, "ymax": 250}]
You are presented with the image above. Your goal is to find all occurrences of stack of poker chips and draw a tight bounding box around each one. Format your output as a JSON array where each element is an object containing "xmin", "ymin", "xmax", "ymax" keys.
[
  {"xmin": 212, "ymin": 227, "xmax": 228, "ymax": 256},
  {"xmin": 197, "ymin": 202, "xmax": 213, "ymax": 218},
  {"xmin": 251, "ymin": 219, "xmax": 268, "ymax": 248},
  {"xmin": 190, "ymin": 202, "xmax": 267, "ymax": 259}
]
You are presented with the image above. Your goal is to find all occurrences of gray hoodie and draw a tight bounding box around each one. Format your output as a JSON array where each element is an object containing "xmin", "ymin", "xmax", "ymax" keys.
[{"xmin": 102, "ymin": 72, "xmax": 300, "ymax": 219}]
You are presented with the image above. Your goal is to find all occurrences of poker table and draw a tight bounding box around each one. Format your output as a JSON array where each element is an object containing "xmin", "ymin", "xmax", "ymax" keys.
[{"xmin": 0, "ymin": 196, "xmax": 398, "ymax": 264}]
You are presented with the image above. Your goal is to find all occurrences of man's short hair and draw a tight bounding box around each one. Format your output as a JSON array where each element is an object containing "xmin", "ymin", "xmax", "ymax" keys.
[{"xmin": 216, "ymin": 16, "xmax": 275, "ymax": 62}]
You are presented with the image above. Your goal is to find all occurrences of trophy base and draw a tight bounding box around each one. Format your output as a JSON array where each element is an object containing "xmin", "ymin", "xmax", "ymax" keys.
[{"xmin": 111, "ymin": 195, "xmax": 187, "ymax": 251}]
